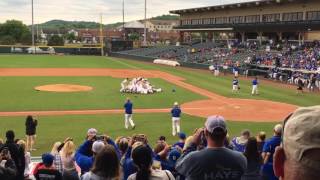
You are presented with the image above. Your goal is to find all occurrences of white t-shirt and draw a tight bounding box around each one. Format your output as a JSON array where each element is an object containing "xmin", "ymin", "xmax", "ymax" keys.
[{"xmin": 128, "ymin": 169, "xmax": 174, "ymax": 180}]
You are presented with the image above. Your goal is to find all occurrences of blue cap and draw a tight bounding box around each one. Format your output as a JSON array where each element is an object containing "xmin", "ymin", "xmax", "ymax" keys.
[
  {"xmin": 42, "ymin": 153, "xmax": 54, "ymax": 166},
  {"xmin": 169, "ymin": 149, "xmax": 181, "ymax": 163},
  {"xmin": 178, "ymin": 132, "xmax": 186, "ymax": 140}
]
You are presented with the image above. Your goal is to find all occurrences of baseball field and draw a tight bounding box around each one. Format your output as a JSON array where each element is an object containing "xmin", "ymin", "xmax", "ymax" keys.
[{"xmin": 0, "ymin": 55, "xmax": 319, "ymax": 155}]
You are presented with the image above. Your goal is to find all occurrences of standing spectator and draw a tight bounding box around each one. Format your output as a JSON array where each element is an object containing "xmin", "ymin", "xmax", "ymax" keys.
[
  {"xmin": 176, "ymin": 115, "xmax": 247, "ymax": 180},
  {"xmin": 231, "ymin": 130, "xmax": 251, "ymax": 153},
  {"xmin": 81, "ymin": 145, "xmax": 120, "ymax": 180},
  {"xmin": 274, "ymin": 106, "xmax": 320, "ymax": 180},
  {"xmin": 1, "ymin": 130, "xmax": 25, "ymax": 180},
  {"xmin": 232, "ymin": 77, "xmax": 240, "ymax": 93},
  {"xmin": 33, "ymin": 153, "xmax": 62, "ymax": 180},
  {"xmin": 296, "ymin": 77, "xmax": 304, "ymax": 94},
  {"xmin": 25, "ymin": 115, "xmax": 38, "ymax": 151},
  {"xmin": 60, "ymin": 140, "xmax": 79, "ymax": 180},
  {"xmin": 171, "ymin": 102, "xmax": 182, "ymax": 136},
  {"xmin": 124, "ymin": 98, "xmax": 136, "ymax": 130},
  {"xmin": 242, "ymin": 137, "xmax": 262, "ymax": 180},
  {"xmin": 256, "ymin": 131, "xmax": 266, "ymax": 154},
  {"xmin": 261, "ymin": 124, "xmax": 282, "ymax": 180},
  {"xmin": 51, "ymin": 142, "xmax": 63, "ymax": 174},
  {"xmin": 251, "ymin": 77, "xmax": 259, "ymax": 95},
  {"xmin": 16, "ymin": 140, "xmax": 31, "ymax": 179},
  {"xmin": 128, "ymin": 145, "xmax": 174, "ymax": 180},
  {"xmin": 0, "ymin": 147, "xmax": 17, "ymax": 180}
]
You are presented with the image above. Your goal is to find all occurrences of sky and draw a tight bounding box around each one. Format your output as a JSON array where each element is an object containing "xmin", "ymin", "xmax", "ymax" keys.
[{"xmin": 0, "ymin": 0, "xmax": 257, "ymax": 25}]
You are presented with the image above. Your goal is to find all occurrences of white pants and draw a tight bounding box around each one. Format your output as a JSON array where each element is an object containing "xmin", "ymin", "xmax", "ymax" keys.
[
  {"xmin": 234, "ymin": 71, "xmax": 239, "ymax": 77},
  {"xmin": 214, "ymin": 70, "xmax": 219, "ymax": 76},
  {"xmin": 252, "ymin": 85, "xmax": 258, "ymax": 94},
  {"xmin": 232, "ymin": 85, "xmax": 239, "ymax": 92},
  {"xmin": 125, "ymin": 114, "xmax": 135, "ymax": 129},
  {"xmin": 172, "ymin": 117, "xmax": 180, "ymax": 136}
]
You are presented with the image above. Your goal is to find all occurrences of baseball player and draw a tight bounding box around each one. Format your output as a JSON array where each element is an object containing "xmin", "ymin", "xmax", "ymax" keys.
[
  {"xmin": 171, "ymin": 102, "xmax": 182, "ymax": 136},
  {"xmin": 232, "ymin": 77, "xmax": 240, "ymax": 93},
  {"xmin": 252, "ymin": 76, "xmax": 259, "ymax": 95},
  {"xmin": 124, "ymin": 98, "xmax": 135, "ymax": 129}
]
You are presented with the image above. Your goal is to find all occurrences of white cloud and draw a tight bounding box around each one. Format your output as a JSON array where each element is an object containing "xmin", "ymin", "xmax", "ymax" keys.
[{"xmin": 0, "ymin": 0, "xmax": 258, "ymax": 25}]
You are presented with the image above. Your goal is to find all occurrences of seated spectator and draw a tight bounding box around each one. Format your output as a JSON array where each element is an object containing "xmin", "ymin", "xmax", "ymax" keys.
[
  {"xmin": 231, "ymin": 129, "xmax": 251, "ymax": 152},
  {"xmin": 128, "ymin": 145, "xmax": 174, "ymax": 180},
  {"xmin": 274, "ymin": 106, "xmax": 320, "ymax": 180},
  {"xmin": 75, "ymin": 140, "xmax": 105, "ymax": 175},
  {"xmin": 261, "ymin": 124, "xmax": 282, "ymax": 180},
  {"xmin": 256, "ymin": 131, "xmax": 266, "ymax": 154},
  {"xmin": 33, "ymin": 153, "xmax": 62, "ymax": 180},
  {"xmin": 0, "ymin": 147, "xmax": 17, "ymax": 180},
  {"xmin": 182, "ymin": 136, "xmax": 193, "ymax": 152},
  {"xmin": 16, "ymin": 140, "xmax": 31, "ymax": 179},
  {"xmin": 242, "ymin": 137, "xmax": 262, "ymax": 180},
  {"xmin": 173, "ymin": 133, "xmax": 186, "ymax": 149},
  {"xmin": 60, "ymin": 140, "xmax": 79, "ymax": 180},
  {"xmin": 176, "ymin": 115, "xmax": 247, "ymax": 180},
  {"xmin": 1, "ymin": 130, "xmax": 25, "ymax": 180},
  {"xmin": 81, "ymin": 145, "xmax": 120, "ymax": 180},
  {"xmin": 115, "ymin": 137, "xmax": 129, "ymax": 158},
  {"xmin": 51, "ymin": 142, "xmax": 63, "ymax": 174}
]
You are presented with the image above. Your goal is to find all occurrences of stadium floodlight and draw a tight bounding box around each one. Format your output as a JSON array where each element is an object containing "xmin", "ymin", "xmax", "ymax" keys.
[
  {"xmin": 143, "ymin": 0, "xmax": 147, "ymax": 46},
  {"xmin": 31, "ymin": 0, "xmax": 35, "ymax": 54}
]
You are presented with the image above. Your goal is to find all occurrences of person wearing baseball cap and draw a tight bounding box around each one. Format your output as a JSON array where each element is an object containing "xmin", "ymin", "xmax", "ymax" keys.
[
  {"xmin": 171, "ymin": 102, "xmax": 182, "ymax": 136},
  {"xmin": 176, "ymin": 115, "xmax": 247, "ymax": 180},
  {"xmin": 274, "ymin": 106, "xmax": 320, "ymax": 180},
  {"xmin": 33, "ymin": 153, "xmax": 62, "ymax": 180},
  {"xmin": 261, "ymin": 123, "xmax": 283, "ymax": 180}
]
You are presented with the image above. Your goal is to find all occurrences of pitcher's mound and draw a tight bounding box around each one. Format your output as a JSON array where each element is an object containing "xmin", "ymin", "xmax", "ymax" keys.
[{"xmin": 35, "ymin": 84, "xmax": 93, "ymax": 92}]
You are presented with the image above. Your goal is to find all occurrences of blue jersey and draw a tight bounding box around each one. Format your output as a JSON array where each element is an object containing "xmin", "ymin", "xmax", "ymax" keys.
[
  {"xmin": 171, "ymin": 107, "xmax": 181, "ymax": 118},
  {"xmin": 252, "ymin": 79, "xmax": 258, "ymax": 85},
  {"xmin": 233, "ymin": 79, "xmax": 239, "ymax": 85},
  {"xmin": 124, "ymin": 101, "xmax": 133, "ymax": 114}
]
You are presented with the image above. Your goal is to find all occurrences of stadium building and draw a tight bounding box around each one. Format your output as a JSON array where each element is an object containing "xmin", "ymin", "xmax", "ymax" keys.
[{"xmin": 170, "ymin": 0, "xmax": 320, "ymax": 44}]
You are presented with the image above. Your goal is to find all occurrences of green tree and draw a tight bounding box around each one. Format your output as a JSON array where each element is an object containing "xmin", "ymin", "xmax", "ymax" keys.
[
  {"xmin": 0, "ymin": 35, "xmax": 16, "ymax": 45},
  {"xmin": 48, "ymin": 35, "xmax": 64, "ymax": 46},
  {"xmin": 128, "ymin": 33, "xmax": 140, "ymax": 41},
  {"xmin": 65, "ymin": 33, "xmax": 76, "ymax": 41},
  {"xmin": 20, "ymin": 32, "xmax": 32, "ymax": 45},
  {"xmin": 0, "ymin": 20, "xmax": 31, "ymax": 43}
]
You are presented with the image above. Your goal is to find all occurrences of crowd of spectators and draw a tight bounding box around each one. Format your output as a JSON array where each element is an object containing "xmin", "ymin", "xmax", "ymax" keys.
[{"xmin": 0, "ymin": 106, "xmax": 319, "ymax": 180}]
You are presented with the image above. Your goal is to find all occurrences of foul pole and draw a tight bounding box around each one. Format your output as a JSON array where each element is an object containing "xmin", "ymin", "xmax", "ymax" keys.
[
  {"xmin": 143, "ymin": 0, "xmax": 147, "ymax": 46},
  {"xmin": 31, "ymin": 0, "xmax": 35, "ymax": 53},
  {"xmin": 100, "ymin": 13, "xmax": 104, "ymax": 56}
]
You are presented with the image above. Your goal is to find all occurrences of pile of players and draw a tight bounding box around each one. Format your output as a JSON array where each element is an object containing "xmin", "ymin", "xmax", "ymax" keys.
[{"xmin": 120, "ymin": 77, "xmax": 162, "ymax": 94}]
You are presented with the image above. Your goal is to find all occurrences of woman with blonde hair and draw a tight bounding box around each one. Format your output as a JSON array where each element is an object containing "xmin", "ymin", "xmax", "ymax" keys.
[
  {"xmin": 17, "ymin": 140, "xmax": 31, "ymax": 179},
  {"xmin": 51, "ymin": 141, "xmax": 63, "ymax": 173},
  {"xmin": 60, "ymin": 140, "xmax": 79, "ymax": 180}
]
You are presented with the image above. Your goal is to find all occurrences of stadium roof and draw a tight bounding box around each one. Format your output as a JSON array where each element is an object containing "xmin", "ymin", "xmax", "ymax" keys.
[{"xmin": 170, "ymin": 0, "xmax": 300, "ymax": 14}]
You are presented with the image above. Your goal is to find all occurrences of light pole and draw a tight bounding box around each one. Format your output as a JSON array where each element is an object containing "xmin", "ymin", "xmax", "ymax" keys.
[
  {"xmin": 123, "ymin": 0, "xmax": 125, "ymax": 40},
  {"xmin": 31, "ymin": 0, "xmax": 35, "ymax": 53},
  {"xmin": 143, "ymin": 0, "xmax": 147, "ymax": 46}
]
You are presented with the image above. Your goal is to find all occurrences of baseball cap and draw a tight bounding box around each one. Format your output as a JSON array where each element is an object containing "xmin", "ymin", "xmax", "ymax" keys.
[
  {"xmin": 168, "ymin": 148, "xmax": 181, "ymax": 163},
  {"xmin": 92, "ymin": 141, "xmax": 105, "ymax": 153},
  {"xmin": 87, "ymin": 128, "xmax": 97, "ymax": 136},
  {"xmin": 42, "ymin": 153, "xmax": 54, "ymax": 166},
  {"xmin": 178, "ymin": 132, "xmax": 186, "ymax": 140},
  {"xmin": 283, "ymin": 106, "xmax": 320, "ymax": 170},
  {"xmin": 205, "ymin": 115, "xmax": 227, "ymax": 133}
]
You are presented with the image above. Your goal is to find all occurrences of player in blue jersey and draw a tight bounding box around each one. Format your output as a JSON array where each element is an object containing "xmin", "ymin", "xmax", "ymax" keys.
[
  {"xmin": 232, "ymin": 77, "xmax": 240, "ymax": 93},
  {"xmin": 252, "ymin": 76, "xmax": 259, "ymax": 95},
  {"xmin": 124, "ymin": 98, "xmax": 135, "ymax": 129},
  {"xmin": 171, "ymin": 102, "xmax": 182, "ymax": 136}
]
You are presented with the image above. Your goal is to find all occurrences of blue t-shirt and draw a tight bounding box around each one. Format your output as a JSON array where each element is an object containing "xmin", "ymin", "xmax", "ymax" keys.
[
  {"xmin": 171, "ymin": 107, "xmax": 181, "ymax": 118},
  {"xmin": 124, "ymin": 101, "xmax": 133, "ymax": 114},
  {"xmin": 233, "ymin": 79, "xmax": 239, "ymax": 85},
  {"xmin": 262, "ymin": 136, "xmax": 281, "ymax": 180},
  {"xmin": 173, "ymin": 142, "xmax": 185, "ymax": 149},
  {"xmin": 252, "ymin": 79, "xmax": 258, "ymax": 85}
]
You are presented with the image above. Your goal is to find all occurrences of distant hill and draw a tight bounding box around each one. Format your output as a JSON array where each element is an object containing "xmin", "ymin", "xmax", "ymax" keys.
[{"xmin": 35, "ymin": 15, "xmax": 179, "ymax": 30}]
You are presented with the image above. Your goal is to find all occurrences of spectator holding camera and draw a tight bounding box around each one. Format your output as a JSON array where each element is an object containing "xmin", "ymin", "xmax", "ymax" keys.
[
  {"xmin": 176, "ymin": 115, "xmax": 247, "ymax": 180},
  {"xmin": 60, "ymin": 140, "xmax": 79, "ymax": 180},
  {"xmin": 1, "ymin": 130, "xmax": 25, "ymax": 180},
  {"xmin": 16, "ymin": 140, "xmax": 31, "ymax": 179},
  {"xmin": 0, "ymin": 148, "xmax": 17, "ymax": 180}
]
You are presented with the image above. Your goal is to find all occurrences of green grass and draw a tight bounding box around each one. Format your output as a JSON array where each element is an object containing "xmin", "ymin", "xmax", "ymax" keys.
[
  {"xmin": 0, "ymin": 114, "xmax": 277, "ymax": 156},
  {"xmin": 0, "ymin": 77, "xmax": 205, "ymax": 111}
]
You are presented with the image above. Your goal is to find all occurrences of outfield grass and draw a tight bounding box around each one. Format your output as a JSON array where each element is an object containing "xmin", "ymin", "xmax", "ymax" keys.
[
  {"xmin": 0, "ymin": 77, "xmax": 205, "ymax": 111},
  {"xmin": 0, "ymin": 114, "xmax": 277, "ymax": 156}
]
